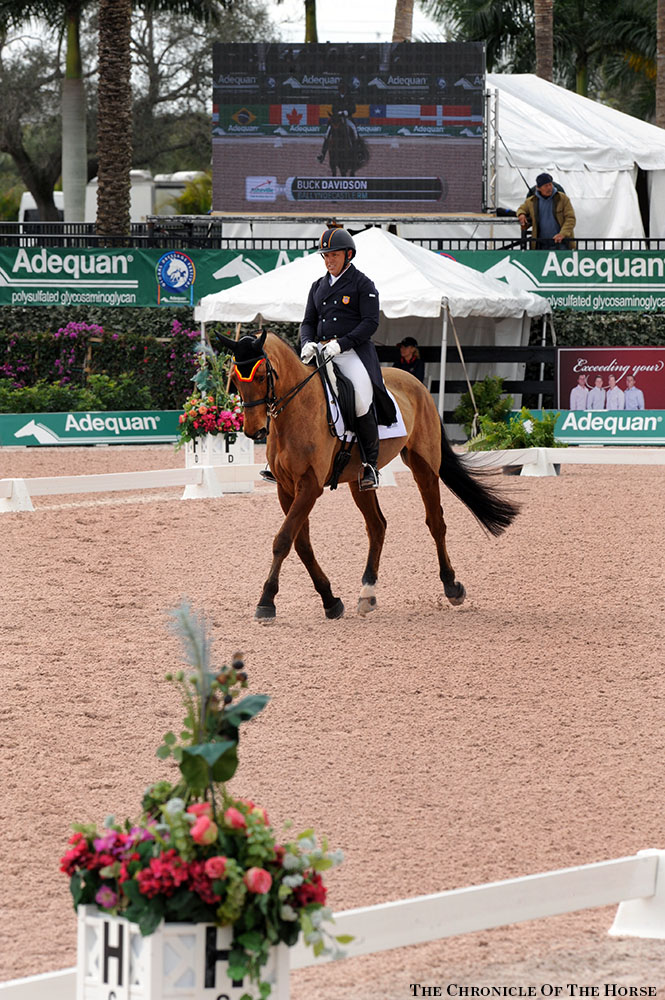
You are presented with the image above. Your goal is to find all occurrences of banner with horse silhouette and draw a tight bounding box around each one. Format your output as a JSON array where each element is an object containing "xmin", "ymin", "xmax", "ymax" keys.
[
  {"xmin": 0, "ymin": 411, "xmax": 181, "ymax": 446},
  {"xmin": 451, "ymin": 250, "xmax": 665, "ymax": 311},
  {"xmin": 211, "ymin": 42, "xmax": 485, "ymax": 215},
  {"xmin": 0, "ymin": 247, "xmax": 306, "ymax": 308}
]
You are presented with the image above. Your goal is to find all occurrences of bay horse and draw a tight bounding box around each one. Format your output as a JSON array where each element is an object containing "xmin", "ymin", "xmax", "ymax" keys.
[
  {"xmin": 319, "ymin": 113, "xmax": 369, "ymax": 177},
  {"xmin": 217, "ymin": 330, "xmax": 518, "ymax": 621}
]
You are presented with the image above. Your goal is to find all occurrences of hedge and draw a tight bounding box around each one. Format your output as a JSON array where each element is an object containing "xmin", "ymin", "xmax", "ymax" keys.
[
  {"xmin": 536, "ymin": 310, "xmax": 665, "ymax": 346},
  {"xmin": 0, "ymin": 303, "xmax": 662, "ymax": 414}
]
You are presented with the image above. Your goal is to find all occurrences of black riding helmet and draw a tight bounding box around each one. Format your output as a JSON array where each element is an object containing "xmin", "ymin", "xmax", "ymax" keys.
[{"xmin": 317, "ymin": 227, "xmax": 356, "ymax": 260}]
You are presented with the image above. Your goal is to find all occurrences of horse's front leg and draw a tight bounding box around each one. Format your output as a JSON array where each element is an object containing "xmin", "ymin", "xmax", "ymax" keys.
[
  {"xmin": 276, "ymin": 484, "xmax": 344, "ymax": 620},
  {"xmin": 255, "ymin": 473, "xmax": 325, "ymax": 620},
  {"xmin": 349, "ymin": 482, "xmax": 387, "ymax": 616}
]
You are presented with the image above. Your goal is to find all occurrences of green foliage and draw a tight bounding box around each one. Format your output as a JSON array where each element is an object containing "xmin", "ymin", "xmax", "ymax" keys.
[
  {"xmin": 171, "ymin": 172, "xmax": 212, "ymax": 215},
  {"xmin": 421, "ymin": 0, "xmax": 658, "ymax": 113},
  {"xmin": 85, "ymin": 373, "xmax": 152, "ymax": 410},
  {"xmin": 155, "ymin": 600, "xmax": 268, "ymax": 797},
  {"xmin": 453, "ymin": 374, "xmax": 514, "ymax": 437},
  {"xmin": 0, "ymin": 316, "xmax": 201, "ymax": 411},
  {"xmin": 467, "ymin": 407, "xmax": 565, "ymax": 451},
  {"xmin": 0, "ymin": 377, "xmax": 141, "ymax": 413},
  {"xmin": 0, "ymin": 304, "xmax": 197, "ymax": 337},
  {"xmin": 547, "ymin": 310, "xmax": 665, "ymax": 346}
]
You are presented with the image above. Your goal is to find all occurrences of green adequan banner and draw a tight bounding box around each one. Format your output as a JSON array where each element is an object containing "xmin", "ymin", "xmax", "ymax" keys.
[
  {"xmin": 451, "ymin": 250, "xmax": 665, "ymax": 311},
  {"xmin": 511, "ymin": 409, "xmax": 665, "ymax": 445},
  {"xmin": 0, "ymin": 247, "xmax": 307, "ymax": 309},
  {"xmin": 0, "ymin": 410, "xmax": 181, "ymax": 446},
  {"xmin": 554, "ymin": 409, "xmax": 665, "ymax": 444}
]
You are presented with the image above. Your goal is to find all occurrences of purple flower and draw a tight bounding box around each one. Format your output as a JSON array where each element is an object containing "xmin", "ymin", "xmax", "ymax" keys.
[{"xmin": 95, "ymin": 886, "xmax": 118, "ymax": 910}]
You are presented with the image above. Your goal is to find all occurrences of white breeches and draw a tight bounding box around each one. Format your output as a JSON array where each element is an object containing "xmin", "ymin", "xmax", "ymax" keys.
[{"xmin": 331, "ymin": 349, "xmax": 373, "ymax": 417}]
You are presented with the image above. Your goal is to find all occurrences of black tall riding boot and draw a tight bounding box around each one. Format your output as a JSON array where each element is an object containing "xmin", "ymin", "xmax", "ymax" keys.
[{"xmin": 355, "ymin": 409, "xmax": 380, "ymax": 490}]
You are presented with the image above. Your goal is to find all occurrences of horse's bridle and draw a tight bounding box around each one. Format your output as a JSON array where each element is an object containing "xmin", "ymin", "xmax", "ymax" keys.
[{"xmin": 234, "ymin": 349, "xmax": 324, "ymax": 432}]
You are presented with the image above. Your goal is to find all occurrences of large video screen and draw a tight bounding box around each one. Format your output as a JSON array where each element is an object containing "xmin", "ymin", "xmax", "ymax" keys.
[{"xmin": 211, "ymin": 42, "xmax": 485, "ymax": 215}]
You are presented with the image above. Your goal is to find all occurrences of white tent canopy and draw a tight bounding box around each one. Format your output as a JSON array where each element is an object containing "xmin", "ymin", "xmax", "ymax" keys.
[
  {"xmin": 195, "ymin": 227, "xmax": 549, "ymax": 420},
  {"xmin": 486, "ymin": 73, "xmax": 665, "ymax": 239},
  {"xmin": 195, "ymin": 227, "xmax": 549, "ymax": 324},
  {"xmin": 489, "ymin": 73, "xmax": 665, "ymax": 172}
]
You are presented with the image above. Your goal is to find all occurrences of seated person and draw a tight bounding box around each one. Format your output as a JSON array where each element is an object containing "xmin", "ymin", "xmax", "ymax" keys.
[{"xmin": 393, "ymin": 337, "xmax": 425, "ymax": 384}]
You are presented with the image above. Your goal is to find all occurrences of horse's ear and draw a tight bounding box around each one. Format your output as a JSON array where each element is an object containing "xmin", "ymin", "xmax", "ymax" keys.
[
  {"xmin": 256, "ymin": 329, "xmax": 267, "ymax": 351},
  {"xmin": 215, "ymin": 332, "xmax": 239, "ymax": 354}
]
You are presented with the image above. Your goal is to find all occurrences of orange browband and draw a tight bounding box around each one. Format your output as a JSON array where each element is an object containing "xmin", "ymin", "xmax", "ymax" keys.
[{"xmin": 233, "ymin": 358, "xmax": 264, "ymax": 382}]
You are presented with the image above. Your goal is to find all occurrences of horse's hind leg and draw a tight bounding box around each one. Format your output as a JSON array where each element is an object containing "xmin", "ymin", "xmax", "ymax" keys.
[
  {"xmin": 349, "ymin": 482, "xmax": 387, "ymax": 616},
  {"xmin": 403, "ymin": 448, "xmax": 466, "ymax": 606},
  {"xmin": 275, "ymin": 483, "xmax": 344, "ymax": 620}
]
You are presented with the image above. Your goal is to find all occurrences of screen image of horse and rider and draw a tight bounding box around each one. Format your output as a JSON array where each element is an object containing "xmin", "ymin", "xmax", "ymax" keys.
[{"xmin": 211, "ymin": 42, "xmax": 485, "ymax": 214}]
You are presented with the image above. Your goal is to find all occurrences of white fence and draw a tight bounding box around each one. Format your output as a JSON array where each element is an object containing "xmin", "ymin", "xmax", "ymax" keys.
[
  {"xmin": 0, "ymin": 458, "xmax": 402, "ymax": 512},
  {"xmin": 0, "ymin": 464, "xmax": 265, "ymax": 512},
  {"xmin": 463, "ymin": 446, "xmax": 665, "ymax": 476},
  {"xmin": 2, "ymin": 850, "xmax": 664, "ymax": 998},
  {"xmin": 2, "ymin": 446, "xmax": 664, "ymax": 511}
]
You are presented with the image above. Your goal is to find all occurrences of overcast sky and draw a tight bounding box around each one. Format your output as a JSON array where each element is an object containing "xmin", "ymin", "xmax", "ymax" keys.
[{"xmin": 270, "ymin": 0, "xmax": 448, "ymax": 43}]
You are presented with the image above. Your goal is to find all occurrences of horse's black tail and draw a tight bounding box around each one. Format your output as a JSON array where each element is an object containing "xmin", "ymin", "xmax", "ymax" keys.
[{"xmin": 439, "ymin": 420, "xmax": 519, "ymax": 537}]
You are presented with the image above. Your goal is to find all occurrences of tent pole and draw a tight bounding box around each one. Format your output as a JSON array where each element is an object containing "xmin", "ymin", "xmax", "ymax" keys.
[
  {"xmin": 538, "ymin": 314, "xmax": 546, "ymax": 410},
  {"xmin": 438, "ymin": 304, "xmax": 449, "ymax": 419}
]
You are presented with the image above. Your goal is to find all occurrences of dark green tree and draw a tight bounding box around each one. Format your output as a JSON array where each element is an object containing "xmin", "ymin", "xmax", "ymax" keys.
[{"xmin": 0, "ymin": 33, "xmax": 62, "ymax": 219}]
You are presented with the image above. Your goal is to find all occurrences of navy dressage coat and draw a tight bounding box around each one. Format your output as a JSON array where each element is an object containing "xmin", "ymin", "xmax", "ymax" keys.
[{"xmin": 300, "ymin": 263, "xmax": 397, "ymax": 426}]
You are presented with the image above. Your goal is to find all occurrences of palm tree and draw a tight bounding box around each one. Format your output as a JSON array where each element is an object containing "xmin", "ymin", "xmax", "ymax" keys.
[
  {"xmin": 657, "ymin": 0, "xmax": 665, "ymax": 126},
  {"xmin": 96, "ymin": 0, "xmax": 132, "ymax": 236},
  {"xmin": 393, "ymin": 0, "xmax": 415, "ymax": 41},
  {"xmin": 305, "ymin": 0, "xmax": 318, "ymax": 41},
  {"xmin": 534, "ymin": 0, "xmax": 554, "ymax": 80}
]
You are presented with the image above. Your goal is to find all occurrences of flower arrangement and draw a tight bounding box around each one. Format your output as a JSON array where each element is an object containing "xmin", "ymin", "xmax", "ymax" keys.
[
  {"xmin": 61, "ymin": 603, "xmax": 347, "ymax": 999},
  {"xmin": 176, "ymin": 345, "xmax": 244, "ymax": 449}
]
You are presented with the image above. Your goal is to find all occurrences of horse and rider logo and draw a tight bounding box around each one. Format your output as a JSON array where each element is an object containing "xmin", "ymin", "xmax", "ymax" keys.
[{"xmin": 155, "ymin": 251, "xmax": 196, "ymax": 304}]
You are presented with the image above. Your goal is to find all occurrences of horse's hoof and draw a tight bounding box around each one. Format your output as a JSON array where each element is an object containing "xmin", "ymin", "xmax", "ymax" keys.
[
  {"xmin": 445, "ymin": 582, "xmax": 466, "ymax": 607},
  {"xmin": 255, "ymin": 604, "xmax": 276, "ymax": 620},
  {"xmin": 325, "ymin": 598, "xmax": 345, "ymax": 620},
  {"xmin": 357, "ymin": 595, "xmax": 377, "ymax": 616}
]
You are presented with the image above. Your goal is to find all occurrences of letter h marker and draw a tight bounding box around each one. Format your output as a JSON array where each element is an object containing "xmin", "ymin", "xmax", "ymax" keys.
[
  {"xmin": 205, "ymin": 926, "xmax": 244, "ymax": 989},
  {"xmin": 103, "ymin": 920, "xmax": 124, "ymax": 986}
]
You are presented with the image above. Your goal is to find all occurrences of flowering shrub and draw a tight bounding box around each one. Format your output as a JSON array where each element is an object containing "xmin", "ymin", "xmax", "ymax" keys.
[
  {"xmin": 61, "ymin": 603, "xmax": 347, "ymax": 999},
  {"xmin": 176, "ymin": 345, "xmax": 244, "ymax": 449},
  {"xmin": 0, "ymin": 318, "xmax": 201, "ymax": 408}
]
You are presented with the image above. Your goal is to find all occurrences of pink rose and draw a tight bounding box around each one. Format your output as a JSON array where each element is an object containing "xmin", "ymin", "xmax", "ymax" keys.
[
  {"xmin": 204, "ymin": 856, "xmax": 228, "ymax": 879},
  {"xmin": 191, "ymin": 815, "xmax": 218, "ymax": 846},
  {"xmin": 224, "ymin": 807, "xmax": 247, "ymax": 830},
  {"xmin": 244, "ymin": 867, "xmax": 272, "ymax": 894},
  {"xmin": 187, "ymin": 802, "xmax": 213, "ymax": 819}
]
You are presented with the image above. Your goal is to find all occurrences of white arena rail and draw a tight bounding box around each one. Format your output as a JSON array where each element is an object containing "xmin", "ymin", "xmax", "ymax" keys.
[
  {"xmin": 463, "ymin": 446, "xmax": 665, "ymax": 476},
  {"xmin": 0, "ymin": 458, "xmax": 402, "ymax": 512},
  {"xmin": 2, "ymin": 850, "xmax": 664, "ymax": 998},
  {"xmin": 0, "ymin": 464, "xmax": 266, "ymax": 512},
  {"xmin": 1, "ymin": 447, "xmax": 662, "ymax": 512}
]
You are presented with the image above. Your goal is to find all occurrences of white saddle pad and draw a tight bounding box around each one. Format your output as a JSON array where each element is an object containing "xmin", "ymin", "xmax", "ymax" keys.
[{"xmin": 325, "ymin": 385, "xmax": 407, "ymax": 441}]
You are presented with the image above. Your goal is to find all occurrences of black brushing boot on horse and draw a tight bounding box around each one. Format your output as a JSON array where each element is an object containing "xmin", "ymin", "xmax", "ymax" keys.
[{"xmin": 355, "ymin": 410, "xmax": 380, "ymax": 490}]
